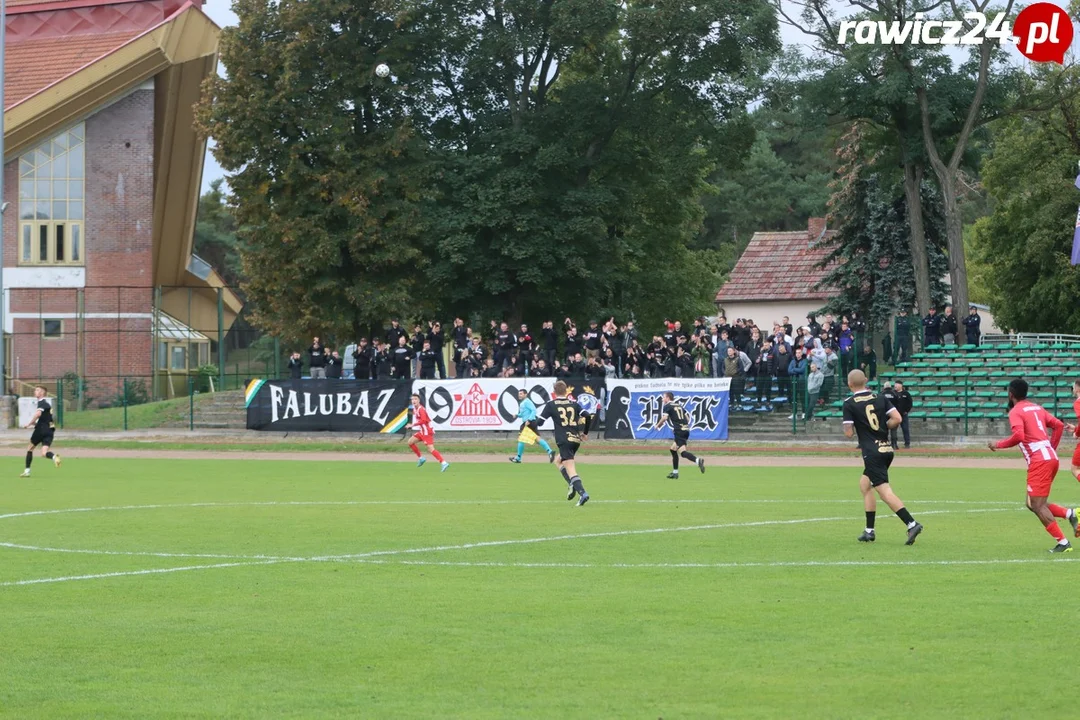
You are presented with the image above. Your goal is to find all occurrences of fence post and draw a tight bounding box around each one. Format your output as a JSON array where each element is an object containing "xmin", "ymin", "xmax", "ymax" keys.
[
  {"xmin": 123, "ymin": 378, "xmax": 129, "ymax": 432},
  {"xmin": 57, "ymin": 378, "xmax": 64, "ymax": 429},
  {"xmin": 217, "ymin": 288, "xmax": 225, "ymax": 392},
  {"xmin": 189, "ymin": 377, "xmax": 195, "ymax": 431}
]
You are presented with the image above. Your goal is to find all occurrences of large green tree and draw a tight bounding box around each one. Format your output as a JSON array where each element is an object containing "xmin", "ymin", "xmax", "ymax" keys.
[
  {"xmin": 197, "ymin": 0, "xmax": 436, "ymax": 345},
  {"xmin": 816, "ymin": 125, "xmax": 949, "ymax": 329},
  {"xmin": 971, "ymin": 67, "xmax": 1080, "ymax": 334},
  {"xmin": 421, "ymin": 0, "xmax": 780, "ymax": 329},
  {"xmin": 193, "ymin": 179, "xmax": 241, "ymax": 288}
]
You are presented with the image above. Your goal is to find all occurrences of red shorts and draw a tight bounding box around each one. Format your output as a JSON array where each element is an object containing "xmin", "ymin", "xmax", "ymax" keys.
[
  {"xmin": 1026, "ymin": 459, "xmax": 1060, "ymax": 497},
  {"xmin": 412, "ymin": 432, "xmax": 435, "ymax": 446},
  {"xmin": 1071, "ymin": 442, "xmax": 1080, "ymax": 467}
]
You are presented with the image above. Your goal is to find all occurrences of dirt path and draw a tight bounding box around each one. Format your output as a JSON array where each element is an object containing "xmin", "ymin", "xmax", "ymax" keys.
[{"xmin": 56, "ymin": 448, "xmax": 1026, "ymax": 470}]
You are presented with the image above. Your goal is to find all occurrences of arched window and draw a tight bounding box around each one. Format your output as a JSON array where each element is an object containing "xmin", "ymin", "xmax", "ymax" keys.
[{"xmin": 18, "ymin": 123, "xmax": 85, "ymax": 265}]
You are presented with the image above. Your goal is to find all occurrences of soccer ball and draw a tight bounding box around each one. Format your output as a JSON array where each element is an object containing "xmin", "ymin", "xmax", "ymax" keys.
[{"xmin": 375, "ymin": 64, "xmax": 390, "ymax": 78}]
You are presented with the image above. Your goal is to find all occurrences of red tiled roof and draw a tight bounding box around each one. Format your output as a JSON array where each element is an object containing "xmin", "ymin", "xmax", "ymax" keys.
[
  {"xmin": 714, "ymin": 229, "xmax": 838, "ymax": 303},
  {"xmin": 5, "ymin": 30, "xmax": 143, "ymax": 108}
]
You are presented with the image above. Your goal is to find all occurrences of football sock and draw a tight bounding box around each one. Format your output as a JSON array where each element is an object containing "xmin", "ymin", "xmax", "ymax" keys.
[
  {"xmin": 1047, "ymin": 522, "xmax": 1066, "ymax": 542},
  {"xmin": 670, "ymin": 450, "xmax": 679, "ymax": 470},
  {"xmin": 865, "ymin": 511, "xmax": 876, "ymax": 531},
  {"xmin": 25, "ymin": 451, "xmax": 32, "ymax": 469},
  {"xmin": 431, "ymin": 450, "xmax": 445, "ymax": 463},
  {"xmin": 680, "ymin": 451, "xmax": 697, "ymax": 463},
  {"xmin": 538, "ymin": 439, "xmax": 552, "ymax": 453},
  {"xmin": 896, "ymin": 507, "xmax": 915, "ymax": 526},
  {"xmin": 1049, "ymin": 504, "xmax": 1069, "ymax": 519},
  {"xmin": 410, "ymin": 444, "xmax": 422, "ymax": 458},
  {"xmin": 571, "ymin": 477, "xmax": 586, "ymax": 496},
  {"xmin": 45, "ymin": 452, "xmax": 54, "ymax": 460},
  {"xmin": 516, "ymin": 442, "xmax": 525, "ymax": 458},
  {"xmin": 560, "ymin": 467, "xmax": 572, "ymax": 485}
]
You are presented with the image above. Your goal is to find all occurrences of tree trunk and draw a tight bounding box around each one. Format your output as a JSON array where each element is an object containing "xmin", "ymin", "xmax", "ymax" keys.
[
  {"xmin": 938, "ymin": 173, "xmax": 969, "ymax": 318},
  {"xmin": 902, "ymin": 162, "xmax": 931, "ymax": 316}
]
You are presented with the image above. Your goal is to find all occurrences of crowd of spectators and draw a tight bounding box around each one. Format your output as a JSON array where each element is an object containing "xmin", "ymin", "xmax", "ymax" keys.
[{"xmin": 286, "ymin": 306, "xmax": 979, "ymax": 415}]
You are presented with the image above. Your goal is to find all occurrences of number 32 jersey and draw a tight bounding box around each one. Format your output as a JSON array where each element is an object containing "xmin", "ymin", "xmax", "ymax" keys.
[
  {"xmin": 540, "ymin": 397, "xmax": 589, "ymax": 445},
  {"xmin": 842, "ymin": 390, "xmax": 896, "ymax": 456}
]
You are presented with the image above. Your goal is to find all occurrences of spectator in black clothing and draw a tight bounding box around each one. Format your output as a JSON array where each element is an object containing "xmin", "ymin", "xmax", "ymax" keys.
[
  {"xmin": 386, "ymin": 320, "xmax": 406, "ymax": 350},
  {"xmin": 756, "ymin": 339, "xmax": 776, "ymax": 406},
  {"xmin": 451, "ymin": 319, "xmax": 469, "ymax": 376},
  {"xmin": 308, "ymin": 337, "xmax": 327, "ymax": 379},
  {"xmin": 941, "ymin": 305, "xmax": 958, "ymax": 346},
  {"xmin": 881, "ymin": 381, "xmax": 899, "ymax": 447},
  {"xmin": 891, "ymin": 380, "xmax": 913, "ymax": 449},
  {"xmin": 806, "ymin": 313, "xmax": 821, "ymax": 338},
  {"xmin": 418, "ymin": 340, "xmax": 438, "ymax": 379},
  {"xmin": 583, "ymin": 320, "xmax": 602, "ymax": 359},
  {"xmin": 567, "ymin": 352, "xmax": 587, "ymax": 377},
  {"xmin": 518, "ymin": 324, "xmax": 536, "ymax": 367},
  {"xmin": 564, "ymin": 320, "xmax": 581, "ymax": 361},
  {"xmin": 963, "ymin": 307, "xmax": 982, "ymax": 346},
  {"xmin": 532, "ymin": 358, "xmax": 552, "ymax": 377},
  {"xmin": 881, "ymin": 330, "xmax": 893, "ymax": 366},
  {"xmin": 411, "ymin": 325, "xmax": 426, "ymax": 376},
  {"xmin": 326, "ymin": 350, "xmax": 343, "ymax": 379},
  {"xmin": 427, "ymin": 321, "xmax": 447, "ymax": 379},
  {"xmin": 373, "ymin": 341, "xmax": 392, "ymax": 380},
  {"xmin": 859, "ymin": 344, "xmax": 877, "ymax": 380},
  {"xmin": 673, "ymin": 321, "xmax": 689, "ymax": 348},
  {"xmin": 468, "ymin": 337, "xmax": 486, "ymax": 374},
  {"xmin": 352, "ymin": 339, "xmax": 373, "ymax": 380},
  {"xmin": 541, "ymin": 321, "xmax": 559, "ymax": 367},
  {"xmin": 288, "ymin": 352, "xmax": 303, "ymax": 379},
  {"xmin": 481, "ymin": 358, "xmax": 500, "ymax": 378},
  {"xmin": 782, "ymin": 315, "xmax": 794, "ymax": 338},
  {"xmin": 391, "ymin": 335, "xmax": 413, "ymax": 379},
  {"xmin": 922, "ymin": 307, "xmax": 941, "ymax": 347}
]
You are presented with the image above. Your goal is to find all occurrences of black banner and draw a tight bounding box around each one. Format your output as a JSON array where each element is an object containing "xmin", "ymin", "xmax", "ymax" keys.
[{"xmin": 245, "ymin": 379, "xmax": 412, "ymax": 432}]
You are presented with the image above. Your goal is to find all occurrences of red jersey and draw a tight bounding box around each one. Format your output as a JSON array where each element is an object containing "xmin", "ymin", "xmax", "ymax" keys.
[
  {"xmin": 412, "ymin": 405, "xmax": 434, "ymax": 437},
  {"xmin": 996, "ymin": 400, "xmax": 1064, "ymax": 466},
  {"xmin": 1073, "ymin": 398, "xmax": 1080, "ymax": 438}
]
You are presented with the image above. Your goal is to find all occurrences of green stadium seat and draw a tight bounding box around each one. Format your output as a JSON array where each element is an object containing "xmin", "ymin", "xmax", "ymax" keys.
[
  {"xmin": 1050, "ymin": 343, "xmax": 1069, "ymax": 351},
  {"xmin": 925, "ymin": 345, "xmax": 943, "ymax": 352},
  {"xmin": 927, "ymin": 411, "xmax": 946, "ymax": 419},
  {"xmin": 923, "ymin": 401, "xmax": 943, "ymax": 410},
  {"xmin": 908, "ymin": 411, "xmax": 927, "ymax": 419},
  {"xmin": 960, "ymin": 344, "xmax": 980, "ymax": 351},
  {"xmin": 921, "ymin": 390, "xmax": 940, "ymax": 398},
  {"xmin": 966, "ymin": 411, "xmax": 986, "ymax": 419},
  {"xmin": 942, "ymin": 401, "xmax": 962, "ymax": 409},
  {"xmin": 815, "ymin": 410, "xmax": 836, "ymax": 419},
  {"xmin": 945, "ymin": 411, "xmax": 966, "ymax": 419}
]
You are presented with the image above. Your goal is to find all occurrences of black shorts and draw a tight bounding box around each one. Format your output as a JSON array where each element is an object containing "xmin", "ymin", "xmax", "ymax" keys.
[
  {"xmin": 673, "ymin": 430, "xmax": 690, "ymax": 447},
  {"xmin": 522, "ymin": 420, "xmax": 539, "ymax": 434},
  {"xmin": 30, "ymin": 427, "xmax": 55, "ymax": 447},
  {"xmin": 557, "ymin": 441, "xmax": 580, "ymax": 462},
  {"xmin": 862, "ymin": 450, "xmax": 894, "ymax": 486}
]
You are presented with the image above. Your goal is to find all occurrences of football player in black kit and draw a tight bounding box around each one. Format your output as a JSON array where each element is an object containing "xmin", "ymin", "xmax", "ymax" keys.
[
  {"xmin": 655, "ymin": 391, "xmax": 705, "ymax": 478},
  {"xmin": 539, "ymin": 381, "xmax": 592, "ymax": 506},
  {"xmin": 842, "ymin": 370, "xmax": 922, "ymax": 545},
  {"xmin": 21, "ymin": 385, "xmax": 61, "ymax": 477}
]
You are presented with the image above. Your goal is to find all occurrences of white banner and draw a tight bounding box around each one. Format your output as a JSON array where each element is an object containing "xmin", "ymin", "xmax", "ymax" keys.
[
  {"xmin": 607, "ymin": 377, "xmax": 731, "ymax": 393},
  {"xmin": 412, "ymin": 378, "xmax": 559, "ymax": 431}
]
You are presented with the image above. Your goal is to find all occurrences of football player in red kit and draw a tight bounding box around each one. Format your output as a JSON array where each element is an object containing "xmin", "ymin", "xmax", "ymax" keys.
[{"xmin": 407, "ymin": 394, "xmax": 449, "ymax": 472}]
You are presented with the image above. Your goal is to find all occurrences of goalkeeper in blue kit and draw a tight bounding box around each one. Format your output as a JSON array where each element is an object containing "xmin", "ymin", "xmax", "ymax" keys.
[{"xmin": 509, "ymin": 389, "xmax": 556, "ymax": 463}]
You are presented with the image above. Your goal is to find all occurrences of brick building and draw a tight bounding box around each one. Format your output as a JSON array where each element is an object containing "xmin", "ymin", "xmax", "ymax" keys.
[{"xmin": 3, "ymin": 0, "xmax": 240, "ymax": 401}]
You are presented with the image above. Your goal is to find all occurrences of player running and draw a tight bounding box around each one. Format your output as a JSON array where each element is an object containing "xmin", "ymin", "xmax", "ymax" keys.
[
  {"xmin": 539, "ymin": 380, "xmax": 592, "ymax": 506},
  {"xmin": 509, "ymin": 388, "xmax": 555, "ymax": 464},
  {"xmin": 655, "ymin": 391, "xmax": 705, "ymax": 478},
  {"xmin": 988, "ymin": 378, "xmax": 1078, "ymax": 551},
  {"xmin": 21, "ymin": 385, "xmax": 61, "ymax": 477},
  {"xmin": 842, "ymin": 370, "xmax": 922, "ymax": 545},
  {"xmin": 407, "ymin": 394, "xmax": 449, "ymax": 472}
]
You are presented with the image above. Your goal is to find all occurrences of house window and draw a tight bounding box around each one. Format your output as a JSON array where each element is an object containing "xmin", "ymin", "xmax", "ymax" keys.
[
  {"xmin": 157, "ymin": 341, "xmax": 168, "ymax": 370},
  {"xmin": 42, "ymin": 319, "xmax": 64, "ymax": 339},
  {"xmin": 19, "ymin": 123, "xmax": 85, "ymax": 266},
  {"xmin": 170, "ymin": 345, "xmax": 187, "ymax": 371}
]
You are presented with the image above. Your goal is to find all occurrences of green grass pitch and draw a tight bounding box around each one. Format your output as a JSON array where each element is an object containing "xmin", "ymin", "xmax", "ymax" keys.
[{"xmin": 0, "ymin": 455, "xmax": 1076, "ymax": 718}]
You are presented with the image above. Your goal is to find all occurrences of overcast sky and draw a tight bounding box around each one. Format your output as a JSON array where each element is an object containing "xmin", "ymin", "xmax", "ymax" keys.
[{"xmin": 196, "ymin": 0, "xmax": 1074, "ymax": 192}]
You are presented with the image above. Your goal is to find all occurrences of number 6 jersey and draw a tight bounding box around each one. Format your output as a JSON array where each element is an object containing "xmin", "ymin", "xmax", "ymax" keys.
[{"xmin": 842, "ymin": 390, "xmax": 896, "ymax": 456}]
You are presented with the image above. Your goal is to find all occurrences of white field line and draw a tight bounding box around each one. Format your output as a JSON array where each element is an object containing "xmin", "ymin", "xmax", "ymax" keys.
[
  {"xmin": 354, "ymin": 557, "xmax": 1080, "ymax": 569},
  {"xmin": 0, "ymin": 505, "xmax": 1022, "ymax": 588}
]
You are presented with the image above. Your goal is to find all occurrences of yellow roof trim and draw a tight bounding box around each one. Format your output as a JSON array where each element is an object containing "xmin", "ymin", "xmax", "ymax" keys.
[{"xmin": 4, "ymin": 5, "xmax": 218, "ymax": 159}]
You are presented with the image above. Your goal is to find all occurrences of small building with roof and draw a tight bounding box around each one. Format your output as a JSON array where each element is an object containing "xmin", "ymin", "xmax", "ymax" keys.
[{"xmin": 714, "ymin": 218, "xmax": 836, "ymax": 328}]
